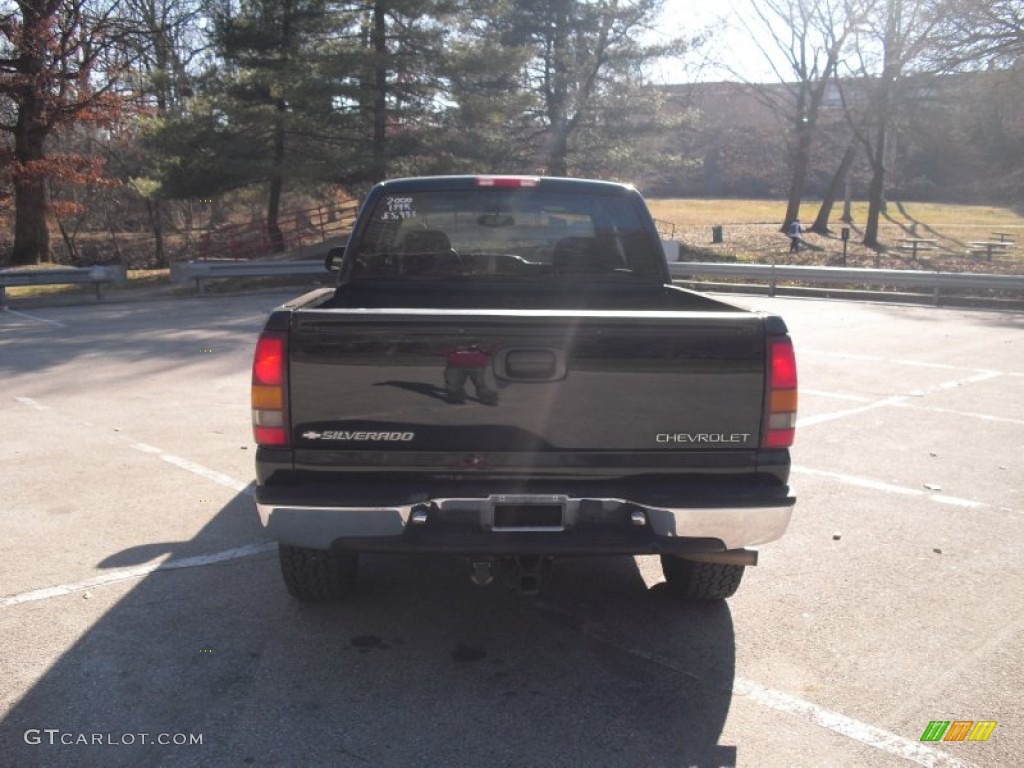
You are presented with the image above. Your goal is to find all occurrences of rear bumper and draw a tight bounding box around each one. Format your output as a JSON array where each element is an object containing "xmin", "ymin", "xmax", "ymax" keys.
[{"xmin": 256, "ymin": 482, "xmax": 795, "ymax": 557}]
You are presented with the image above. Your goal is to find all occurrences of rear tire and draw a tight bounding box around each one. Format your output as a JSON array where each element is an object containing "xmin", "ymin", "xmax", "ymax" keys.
[
  {"xmin": 659, "ymin": 556, "xmax": 744, "ymax": 600},
  {"xmin": 279, "ymin": 544, "xmax": 358, "ymax": 601}
]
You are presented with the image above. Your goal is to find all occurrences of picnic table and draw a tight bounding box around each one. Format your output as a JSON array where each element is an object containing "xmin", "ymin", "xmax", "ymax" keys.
[
  {"xmin": 898, "ymin": 238, "xmax": 937, "ymax": 259},
  {"xmin": 968, "ymin": 240, "xmax": 1013, "ymax": 260},
  {"xmin": 990, "ymin": 232, "xmax": 1016, "ymax": 243}
]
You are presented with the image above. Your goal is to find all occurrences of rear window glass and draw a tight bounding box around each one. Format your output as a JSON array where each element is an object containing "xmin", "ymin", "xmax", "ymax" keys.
[{"xmin": 349, "ymin": 188, "xmax": 662, "ymax": 280}]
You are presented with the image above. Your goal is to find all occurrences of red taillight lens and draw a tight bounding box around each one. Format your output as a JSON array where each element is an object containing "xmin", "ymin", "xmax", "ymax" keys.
[
  {"xmin": 763, "ymin": 337, "xmax": 798, "ymax": 449},
  {"xmin": 252, "ymin": 331, "xmax": 289, "ymax": 447},
  {"xmin": 770, "ymin": 340, "xmax": 798, "ymax": 389},
  {"xmin": 253, "ymin": 336, "xmax": 285, "ymax": 386},
  {"xmin": 475, "ymin": 176, "xmax": 541, "ymax": 188},
  {"xmin": 253, "ymin": 426, "xmax": 287, "ymax": 445}
]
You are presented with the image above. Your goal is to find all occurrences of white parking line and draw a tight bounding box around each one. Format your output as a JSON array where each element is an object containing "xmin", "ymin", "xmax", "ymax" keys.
[
  {"xmin": 13, "ymin": 396, "xmax": 50, "ymax": 410},
  {"xmin": 797, "ymin": 395, "xmax": 906, "ymax": 427},
  {"xmin": 732, "ymin": 678, "xmax": 976, "ymax": 768},
  {"xmin": 802, "ymin": 348, "xmax": 1016, "ymax": 377},
  {"xmin": 801, "ymin": 389, "xmax": 875, "ymax": 403},
  {"xmin": 798, "ymin": 371, "xmax": 1004, "ymax": 429},
  {"xmin": 561, "ymin": 606, "xmax": 975, "ymax": 768},
  {"xmin": 890, "ymin": 402, "xmax": 1024, "ymax": 426},
  {"xmin": 1, "ymin": 307, "xmax": 66, "ymax": 327},
  {"xmin": 801, "ymin": 350, "xmax": 886, "ymax": 363},
  {"xmin": 792, "ymin": 466, "xmax": 988, "ymax": 509},
  {"xmin": 0, "ymin": 542, "xmax": 276, "ymax": 608},
  {"xmin": 13, "ymin": 396, "xmax": 256, "ymax": 495},
  {"xmin": 927, "ymin": 370, "xmax": 1002, "ymax": 390},
  {"xmin": 801, "ymin": 389, "xmax": 1024, "ymax": 426},
  {"xmin": 130, "ymin": 442, "xmax": 254, "ymax": 496}
]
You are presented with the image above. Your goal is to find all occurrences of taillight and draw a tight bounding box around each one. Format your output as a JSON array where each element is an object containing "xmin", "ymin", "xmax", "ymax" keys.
[
  {"xmin": 763, "ymin": 337, "xmax": 798, "ymax": 449},
  {"xmin": 252, "ymin": 331, "xmax": 289, "ymax": 446},
  {"xmin": 475, "ymin": 176, "xmax": 541, "ymax": 188}
]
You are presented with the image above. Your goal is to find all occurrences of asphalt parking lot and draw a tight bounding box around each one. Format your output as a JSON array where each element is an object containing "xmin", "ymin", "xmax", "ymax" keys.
[{"xmin": 1, "ymin": 289, "xmax": 1021, "ymax": 767}]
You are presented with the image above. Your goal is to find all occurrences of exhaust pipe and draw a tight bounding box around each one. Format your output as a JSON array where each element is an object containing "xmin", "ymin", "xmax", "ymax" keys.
[{"xmin": 679, "ymin": 548, "xmax": 758, "ymax": 567}]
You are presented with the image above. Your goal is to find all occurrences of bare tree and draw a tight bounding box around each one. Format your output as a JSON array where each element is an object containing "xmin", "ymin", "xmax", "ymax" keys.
[
  {"xmin": 930, "ymin": 0, "xmax": 1024, "ymax": 68},
  {"xmin": 844, "ymin": 0, "xmax": 941, "ymax": 247},
  {"xmin": 810, "ymin": 139, "xmax": 856, "ymax": 233},
  {"xmin": 122, "ymin": 0, "xmax": 205, "ymax": 115},
  {"xmin": 735, "ymin": 0, "xmax": 871, "ymax": 232},
  {"xmin": 117, "ymin": 0, "xmax": 206, "ymax": 265}
]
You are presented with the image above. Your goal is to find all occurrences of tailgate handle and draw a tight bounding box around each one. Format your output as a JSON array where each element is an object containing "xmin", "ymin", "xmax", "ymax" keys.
[{"xmin": 495, "ymin": 348, "xmax": 566, "ymax": 381}]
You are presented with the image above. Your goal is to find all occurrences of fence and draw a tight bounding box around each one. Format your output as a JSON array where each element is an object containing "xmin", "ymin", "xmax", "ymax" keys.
[{"xmin": 196, "ymin": 200, "xmax": 359, "ymax": 260}]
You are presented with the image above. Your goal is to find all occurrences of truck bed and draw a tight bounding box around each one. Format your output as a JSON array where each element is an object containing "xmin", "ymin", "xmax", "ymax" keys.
[{"xmin": 275, "ymin": 285, "xmax": 773, "ymax": 465}]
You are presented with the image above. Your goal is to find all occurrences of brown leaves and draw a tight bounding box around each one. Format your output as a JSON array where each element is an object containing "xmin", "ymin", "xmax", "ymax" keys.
[
  {"xmin": 0, "ymin": 0, "xmax": 129, "ymax": 130},
  {"xmin": 1, "ymin": 152, "xmax": 118, "ymax": 201}
]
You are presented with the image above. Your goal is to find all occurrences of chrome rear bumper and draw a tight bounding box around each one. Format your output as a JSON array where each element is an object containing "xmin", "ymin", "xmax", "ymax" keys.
[{"xmin": 257, "ymin": 491, "xmax": 794, "ymax": 555}]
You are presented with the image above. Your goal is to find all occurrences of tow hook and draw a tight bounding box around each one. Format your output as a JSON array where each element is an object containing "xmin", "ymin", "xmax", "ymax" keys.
[{"xmin": 468, "ymin": 558, "xmax": 496, "ymax": 587}]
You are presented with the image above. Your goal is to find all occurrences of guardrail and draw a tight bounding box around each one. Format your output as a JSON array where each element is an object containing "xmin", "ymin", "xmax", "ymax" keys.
[
  {"xmin": 0, "ymin": 266, "xmax": 127, "ymax": 307},
  {"xmin": 170, "ymin": 259, "xmax": 328, "ymax": 295},
  {"xmin": 168, "ymin": 257, "xmax": 1024, "ymax": 304},
  {"xmin": 669, "ymin": 262, "xmax": 1024, "ymax": 306}
]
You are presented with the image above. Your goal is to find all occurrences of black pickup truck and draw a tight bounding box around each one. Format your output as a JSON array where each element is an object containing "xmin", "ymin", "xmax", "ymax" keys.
[{"xmin": 252, "ymin": 176, "xmax": 797, "ymax": 600}]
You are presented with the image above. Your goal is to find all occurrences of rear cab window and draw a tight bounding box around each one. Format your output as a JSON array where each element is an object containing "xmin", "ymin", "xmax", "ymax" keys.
[{"xmin": 347, "ymin": 182, "xmax": 664, "ymax": 282}]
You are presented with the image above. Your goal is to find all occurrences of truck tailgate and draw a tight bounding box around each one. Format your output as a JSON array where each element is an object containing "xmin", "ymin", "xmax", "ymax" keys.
[{"xmin": 288, "ymin": 309, "xmax": 766, "ymax": 459}]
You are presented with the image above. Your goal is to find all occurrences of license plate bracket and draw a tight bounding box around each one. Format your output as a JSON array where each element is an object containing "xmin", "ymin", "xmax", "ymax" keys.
[{"xmin": 491, "ymin": 500, "xmax": 565, "ymax": 531}]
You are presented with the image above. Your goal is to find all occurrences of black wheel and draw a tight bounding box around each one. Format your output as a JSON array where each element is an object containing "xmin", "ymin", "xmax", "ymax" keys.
[
  {"xmin": 659, "ymin": 556, "xmax": 744, "ymax": 600},
  {"xmin": 278, "ymin": 544, "xmax": 359, "ymax": 601}
]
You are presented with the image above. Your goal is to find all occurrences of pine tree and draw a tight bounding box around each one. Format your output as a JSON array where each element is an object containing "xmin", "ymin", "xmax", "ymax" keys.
[{"xmin": 443, "ymin": 0, "xmax": 687, "ymax": 178}]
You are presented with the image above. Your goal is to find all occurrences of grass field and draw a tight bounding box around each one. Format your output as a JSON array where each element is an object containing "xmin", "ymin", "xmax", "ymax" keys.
[
  {"xmin": 3, "ymin": 198, "xmax": 1022, "ymax": 304},
  {"xmin": 646, "ymin": 198, "xmax": 1023, "ymax": 273},
  {"xmin": 645, "ymin": 198, "xmax": 1024, "ymax": 228}
]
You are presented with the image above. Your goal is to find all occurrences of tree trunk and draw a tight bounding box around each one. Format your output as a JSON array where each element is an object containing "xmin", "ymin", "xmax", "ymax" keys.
[
  {"xmin": 57, "ymin": 219, "xmax": 80, "ymax": 263},
  {"xmin": 105, "ymin": 198, "xmax": 125, "ymax": 264},
  {"xmin": 547, "ymin": 128, "xmax": 570, "ymax": 177},
  {"xmin": 145, "ymin": 199, "xmax": 166, "ymax": 268},
  {"xmin": 8, "ymin": 4, "xmax": 53, "ymax": 266},
  {"xmin": 782, "ymin": 117, "xmax": 812, "ymax": 232},
  {"xmin": 545, "ymin": 0, "xmax": 572, "ymax": 176},
  {"xmin": 371, "ymin": 0, "xmax": 388, "ymax": 182},
  {"xmin": 267, "ymin": 102, "xmax": 287, "ymax": 253},
  {"xmin": 12, "ymin": 100, "xmax": 51, "ymax": 266},
  {"xmin": 811, "ymin": 143, "xmax": 857, "ymax": 234},
  {"xmin": 863, "ymin": 130, "xmax": 887, "ymax": 248},
  {"xmin": 12, "ymin": 168, "xmax": 50, "ymax": 266},
  {"xmin": 862, "ymin": 0, "xmax": 901, "ymax": 249}
]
